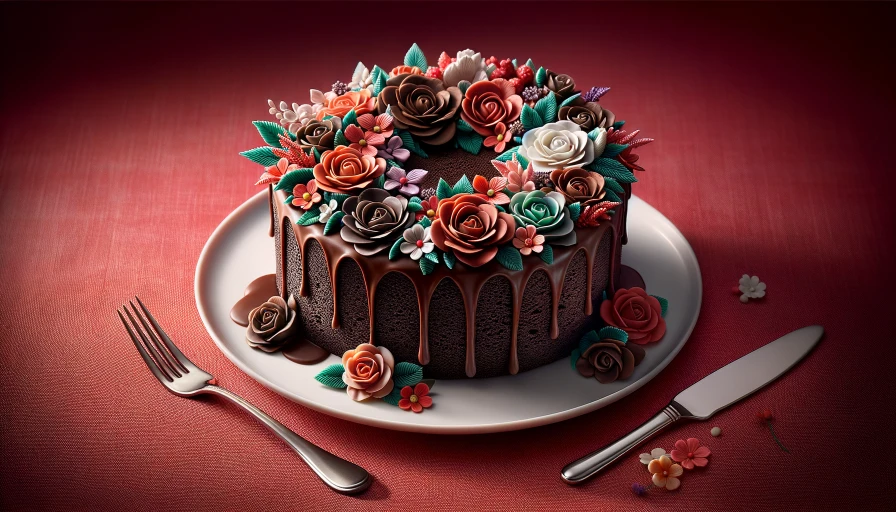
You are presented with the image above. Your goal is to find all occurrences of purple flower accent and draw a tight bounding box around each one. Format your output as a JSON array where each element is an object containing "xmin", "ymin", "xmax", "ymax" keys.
[
  {"xmin": 583, "ymin": 86, "xmax": 611, "ymax": 103},
  {"xmin": 631, "ymin": 483, "xmax": 647, "ymax": 496},
  {"xmin": 377, "ymin": 136, "xmax": 411, "ymax": 163},
  {"xmin": 384, "ymin": 167, "xmax": 428, "ymax": 197}
]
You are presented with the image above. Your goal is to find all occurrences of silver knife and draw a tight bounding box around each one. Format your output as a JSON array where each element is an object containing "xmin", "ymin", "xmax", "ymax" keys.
[{"xmin": 561, "ymin": 325, "xmax": 824, "ymax": 485}]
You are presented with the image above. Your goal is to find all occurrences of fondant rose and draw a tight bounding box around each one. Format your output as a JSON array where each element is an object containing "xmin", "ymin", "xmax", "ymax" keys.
[
  {"xmin": 549, "ymin": 167, "xmax": 606, "ymax": 207},
  {"xmin": 600, "ymin": 287, "xmax": 667, "ymax": 344},
  {"xmin": 558, "ymin": 102, "xmax": 615, "ymax": 132},
  {"xmin": 460, "ymin": 79, "xmax": 523, "ymax": 137},
  {"xmin": 246, "ymin": 295, "xmax": 298, "ymax": 352},
  {"xmin": 442, "ymin": 49, "xmax": 489, "ymax": 87},
  {"xmin": 430, "ymin": 194, "xmax": 516, "ymax": 267},
  {"xmin": 545, "ymin": 71, "xmax": 577, "ymax": 100},
  {"xmin": 389, "ymin": 65, "xmax": 424, "ymax": 78},
  {"xmin": 293, "ymin": 117, "xmax": 342, "ymax": 153},
  {"xmin": 313, "ymin": 146, "xmax": 385, "ymax": 194},
  {"xmin": 576, "ymin": 337, "xmax": 646, "ymax": 383},
  {"xmin": 341, "ymin": 343, "xmax": 395, "ymax": 401},
  {"xmin": 377, "ymin": 74, "xmax": 462, "ymax": 145},
  {"xmin": 316, "ymin": 89, "xmax": 376, "ymax": 120},
  {"xmin": 507, "ymin": 190, "xmax": 576, "ymax": 246},
  {"xmin": 519, "ymin": 120, "xmax": 595, "ymax": 173},
  {"xmin": 340, "ymin": 188, "xmax": 414, "ymax": 256}
]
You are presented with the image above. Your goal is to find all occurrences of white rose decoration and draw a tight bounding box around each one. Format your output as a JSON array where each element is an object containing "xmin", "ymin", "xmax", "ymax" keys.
[
  {"xmin": 519, "ymin": 120, "xmax": 597, "ymax": 173},
  {"xmin": 442, "ymin": 49, "xmax": 488, "ymax": 87}
]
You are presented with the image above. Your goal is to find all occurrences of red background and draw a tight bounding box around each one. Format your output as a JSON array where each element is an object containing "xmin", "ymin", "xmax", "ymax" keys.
[{"xmin": 2, "ymin": 2, "xmax": 894, "ymax": 510}]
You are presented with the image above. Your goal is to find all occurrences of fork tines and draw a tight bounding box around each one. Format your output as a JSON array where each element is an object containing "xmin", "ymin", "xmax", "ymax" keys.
[{"xmin": 117, "ymin": 297, "xmax": 191, "ymax": 382}]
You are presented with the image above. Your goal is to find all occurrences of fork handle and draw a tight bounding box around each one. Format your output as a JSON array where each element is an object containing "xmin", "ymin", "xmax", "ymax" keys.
[{"xmin": 203, "ymin": 385, "xmax": 371, "ymax": 494}]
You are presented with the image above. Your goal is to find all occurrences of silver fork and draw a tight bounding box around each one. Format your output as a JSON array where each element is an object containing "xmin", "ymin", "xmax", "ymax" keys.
[{"xmin": 117, "ymin": 297, "xmax": 371, "ymax": 494}]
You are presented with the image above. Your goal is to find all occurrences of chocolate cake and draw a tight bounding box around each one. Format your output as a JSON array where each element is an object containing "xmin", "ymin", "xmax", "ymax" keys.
[{"xmin": 241, "ymin": 45, "xmax": 653, "ymax": 380}]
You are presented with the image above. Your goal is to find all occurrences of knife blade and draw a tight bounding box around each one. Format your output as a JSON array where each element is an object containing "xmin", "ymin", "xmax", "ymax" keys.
[{"xmin": 561, "ymin": 325, "xmax": 824, "ymax": 485}]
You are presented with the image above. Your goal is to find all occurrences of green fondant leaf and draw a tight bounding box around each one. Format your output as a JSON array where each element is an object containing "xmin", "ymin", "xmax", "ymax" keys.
[
  {"xmin": 418, "ymin": 216, "xmax": 432, "ymax": 228},
  {"xmin": 512, "ymin": 58, "xmax": 518, "ymax": 68},
  {"xmin": 436, "ymin": 178, "xmax": 453, "ymax": 200},
  {"xmin": 253, "ymin": 121, "xmax": 288, "ymax": 148},
  {"xmin": 296, "ymin": 206, "xmax": 321, "ymax": 226},
  {"xmin": 407, "ymin": 201, "xmax": 423, "ymax": 213},
  {"xmin": 603, "ymin": 189, "xmax": 621, "ymax": 203},
  {"xmin": 334, "ymin": 129, "xmax": 348, "ymax": 148},
  {"xmin": 382, "ymin": 387, "xmax": 402, "ymax": 406},
  {"xmin": 525, "ymin": 58, "xmax": 535, "ymax": 69},
  {"xmin": 520, "ymin": 104, "xmax": 544, "ymax": 131},
  {"xmin": 587, "ymin": 127, "xmax": 603, "ymax": 142},
  {"xmin": 312, "ymin": 147, "xmax": 322, "ymax": 162},
  {"xmin": 535, "ymin": 66, "xmax": 547, "ymax": 87},
  {"xmin": 560, "ymin": 93, "xmax": 582, "ymax": 107},
  {"xmin": 424, "ymin": 251, "xmax": 439, "ymax": 264},
  {"xmin": 591, "ymin": 158, "xmax": 637, "ymax": 183},
  {"xmin": 285, "ymin": 195, "xmax": 294, "ymax": 204},
  {"xmin": 570, "ymin": 348, "xmax": 581, "ymax": 371},
  {"xmin": 452, "ymin": 175, "xmax": 474, "ymax": 195},
  {"xmin": 458, "ymin": 80, "xmax": 472, "ymax": 95},
  {"xmin": 539, "ymin": 244, "xmax": 554, "ymax": 264},
  {"xmin": 274, "ymin": 168, "xmax": 315, "ymax": 192},
  {"xmin": 485, "ymin": 63, "xmax": 497, "ymax": 76},
  {"xmin": 495, "ymin": 146, "xmax": 520, "ymax": 162},
  {"xmin": 534, "ymin": 94, "xmax": 557, "ymax": 124},
  {"xmin": 420, "ymin": 256, "xmax": 435, "ymax": 275},
  {"xmin": 495, "ymin": 245, "xmax": 523, "ymax": 271},
  {"xmin": 323, "ymin": 192, "xmax": 349, "ymax": 205},
  {"xmin": 495, "ymin": 204, "xmax": 506, "ymax": 213},
  {"xmin": 602, "ymin": 177, "xmax": 625, "ymax": 195},
  {"xmin": 652, "ymin": 295, "xmax": 669, "ymax": 317},
  {"xmin": 598, "ymin": 326, "xmax": 629, "ymax": 343},
  {"xmin": 456, "ymin": 131, "xmax": 483, "ymax": 155},
  {"xmin": 373, "ymin": 174, "xmax": 385, "ymax": 189},
  {"xmin": 601, "ymin": 143, "xmax": 628, "ymax": 158},
  {"xmin": 578, "ymin": 330, "xmax": 600, "ymax": 355},
  {"xmin": 240, "ymin": 146, "xmax": 280, "ymax": 167},
  {"xmin": 342, "ymin": 109, "xmax": 358, "ymax": 127},
  {"xmin": 409, "ymin": 196, "xmax": 422, "ymax": 204},
  {"xmin": 323, "ymin": 211, "xmax": 344, "ymax": 235},
  {"xmin": 393, "ymin": 361, "xmax": 424, "ymax": 388},
  {"xmin": 399, "ymin": 130, "xmax": 428, "ymax": 158},
  {"xmin": 314, "ymin": 364, "xmax": 347, "ymax": 389},
  {"xmin": 388, "ymin": 237, "xmax": 403, "ymax": 261},
  {"xmin": 456, "ymin": 117, "xmax": 474, "ymax": 132},
  {"xmin": 568, "ymin": 202, "xmax": 582, "ymax": 222},
  {"xmin": 373, "ymin": 72, "xmax": 388, "ymax": 97},
  {"xmin": 612, "ymin": 120, "xmax": 626, "ymax": 130},
  {"xmin": 404, "ymin": 43, "xmax": 428, "ymax": 70},
  {"xmin": 443, "ymin": 251, "xmax": 456, "ymax": 269}
]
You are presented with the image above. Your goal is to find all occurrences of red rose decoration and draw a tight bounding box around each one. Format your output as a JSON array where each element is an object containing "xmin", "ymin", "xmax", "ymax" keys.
[
  {"xmin": 599, "ymin": 287, "xmax": 666, "ymax": 344},
  {"xmin": 460, "ymin": 79, "xmax": 523, "ymax": 137},
  {"xmin": 430, "ymin": 194, "xmax": 516, "ymax": 267}
]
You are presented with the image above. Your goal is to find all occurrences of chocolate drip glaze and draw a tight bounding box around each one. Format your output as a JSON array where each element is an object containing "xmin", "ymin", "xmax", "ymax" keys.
[{"xmin": 272, "ymin": 187, "xmax": 622, "ymax": 378}]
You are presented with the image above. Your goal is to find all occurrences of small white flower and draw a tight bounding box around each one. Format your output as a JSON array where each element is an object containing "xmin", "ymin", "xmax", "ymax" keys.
[
  {"xmin": 442, "ymin": 49, "xmax": 488, "ymax": 87},
  {"xmin": 639, "ymin": 448, "xmax": 667, "ymax": 465},
  {"xmin": 318, "ymin": 199, "xmax": 339, "ymax": 223},
  {"xmin": 348, "ymin": 62, "xmax": 374, "ymax": 92},
  {"xmin": 738, "ymin": 274, "xmax": 766, "ymax": 303},
  {"xmin": 400, "ymin": 224, "xmax": 434, "ymax": 261},
  {"xmin": 268, "ymin": 99, "xmax": 322, "ymax": 134}
]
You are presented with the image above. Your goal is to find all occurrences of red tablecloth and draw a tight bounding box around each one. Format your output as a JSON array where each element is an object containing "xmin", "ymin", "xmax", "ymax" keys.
[{"xmin": 2, "ymin": 3, "xmax": 894, "ymax": 510}]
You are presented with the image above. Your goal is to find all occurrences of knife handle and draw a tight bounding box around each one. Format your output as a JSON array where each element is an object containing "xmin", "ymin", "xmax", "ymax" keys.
[{"xmin": 561, "ymin": 404, "xmax": 683, "ymax": 485}]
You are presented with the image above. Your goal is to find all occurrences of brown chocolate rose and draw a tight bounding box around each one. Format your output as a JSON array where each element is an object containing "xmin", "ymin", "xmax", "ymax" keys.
[
  {"xmin": 246, "ymin": 295, "xmax": 298, "ymax": 352},
  {"xmin": 558, "ymin": 102, "xmax": 615, "ymax": 132},
  {"xmin": 293, "ymin": 117, "xmax": 342, "ymax": 153},
  {"xmin": 545, "ymin": 71, "xmax": 577, "ymax": 100},
  {"xmin": 430, "ymin": 194, "xmax": 516, "ymax": 267},
  {"xmin": 600, "ymin": 287, "xmax": 667, "ymax": 344},
  {"xmin": 340, "ymin": 188, "xmax": 414, "ymax": 256},
  {"xmin": 576, "ymin": 337, "xmax": 646, "ymax": 383},
  {"xmin": 313, "ymin": 146, "xmax": 385, "ymax": 194},
  {"xmin": 549, "ymin": 167, "xmax": 606, "ymax": 207},
  {"xmin": 460, "ymin": 79, "xmax": 523, "ymax": 137},
  {"xmin": 376, "ymin": 74, "xmax": 461, "ymax": 145},
  {"xmin": 341, "ymin": 343, "xmax": 395, "ymax": 401}
]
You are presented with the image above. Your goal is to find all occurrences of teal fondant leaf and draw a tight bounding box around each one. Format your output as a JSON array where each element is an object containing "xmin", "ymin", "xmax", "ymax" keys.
[
  {"xmin": 578, "ymin": 330, "xmax": 600, "ymax": 355},
  {"xmin": 373, "ymin": 72, "xmax": 388, "ymax": 97},
  {"xmin": 568, "ymin": 202, "xmax": 582, "ymax": 222},
  {"xmin": 485, "ymin": 63, "xmax": 497, "ymax": 77},
  {"xmin": 612, "ymin": 120, "xmax": 626, "ymax": 130},
  {"xmin": 652, "ymin": 295, "xmax": 669, "ymax": 317},
  {"xmin": 591, "ymin": 158, "xmax": 637, "ymax": 183},
  {"xmin": 404, "ymin": 43, "xmax": 427, "ymax": 70},
  {"xmin": 314, "ymin": 364, "xmax": 347, "ymax": 389},
  {"xmin": 274, "ymin": 168, "xmax": 315, "ymax": 192},
  {"xmin": 323, "ymin": 211, "xmax": 344, "ymax": 235},
  {"xmin": 409, "ymin": 196, "xmax": 422, "ymax": 204},
  {"xmin": 388, "ymin": 237, "xmax": 403, "ymax": 261},
  {"xmin": 601, "ymin": 143, "xmax": 628, "ymax": 158},
  {"xmin": 296, "ymin": 206, "xmax": 321, "ymax": 226},
  {"xmin": 284, "ymin": 195, "xmax": 293, "ymax": 205},
  {"xmin": 253, "ymin": 121, "xmax": 288, "ymax": 148},
  {"xmin": 342, "ymin": 109, "xmax": 358, "ymax": 127},
  {"xmin": 443, "ymin": 251, "xmax": 456, "ymax": 269},
  {"xmin": 534, "ymin": 94, "xmax": 557, "ymax": 124},
  {"xmin": 436, "ymin": 178, "xmax": 453, "ymax": 200},
  {"xmin": 393, "ymin": 361, "xmax": 424, "ymax": 388},
  {"xmin": 602, "ymin": 177, "xmax": 625, "ymax": 195},
  {"xmin": 539, "ymin": 244, "xmax": 554, "ymax": 264},
  {"xmin": 407, "ymin": 201, "xmax": 423, "ymax": 213},
  {"xmin": 323, "ymin": 192, "xmax": 349, "ymax": 206},
  {"xmin": 240, "ymin": 146, "xmax": 279, "ymax": 167},
  {"xmin": 458, "ymin": 80, "xmax": 472, "ymax": 95},
  {"xmin": 382, "ymin": 386, "xmax": 402, "ymax": 406},
  {"xmin": 603, "ymin": 189, "xmax": 621, "ymax": 203},
  {"xmin": 420, "ymin": 256, "xmax": 435, "ymax": 275},
  {"xmin": 570, "ymin": 348, "xmax": 581, "ymax": 371},
  {"xmin": 525, "ymin": 58, "xmax": 535, "ymax": 69},
  {"xmin": 312, "ymin": 147, "xmax": 322, "ymax": 162},
  {"xmin": 560, "ymin": 93, "xmax": 582, "ymax": 107},
  {"xmin": 495, "ymin": 146, "xmax": 520, "ymax": 162},
  {"xmin": 424, "ymin": 251, "xmax": 439, "ymax": 264},
  {"xmin": 535, "ymin": 66, "xmax": 547, "ymax": 87},
  {"xmin": 520, "ymin": 104, "xmax": 544, "ymax": 131},
  {"xmin": 456, "ymin": 117, "xmax": 474, "ymax": 132},
  {"xmin": 456, "ymin": 131, "xmax": 483, "ymax": 155},
  {"xmin": 495, "ymin": 245, "xmax": 523, "ymax": 271},
  {"xmin": 373, "ymin": 174, "xmax": 385, "ymax": 189},
  {"xmin": 399, "ymin": 130, "xmax": 428, "ymax": 158},
  {"xmin": 334, "ymin": 129, "xmax": 348, "ymax": 147},
  {"xmin": 452, "ymin": 175, "xmax": 474, "ymax": 195},
  {"xmin": 419, "ymin": 216, "xmax": 432, "ymax": 228},
  {"xmin": 598, "ymin": 326, "xmax": 629, "ymax": 343}
]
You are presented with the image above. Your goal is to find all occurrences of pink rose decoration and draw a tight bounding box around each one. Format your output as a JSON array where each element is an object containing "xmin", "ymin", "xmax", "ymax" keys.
[
  {"xmin": 512, "ymin": 225, "xmax": 544, "ymax": 256},
  {"xmin": 599, "ymin": 287, "xmax": 666, "ymax": 344},
  {"xmin": 341, "ymin": 343, "xmax": 395, "ymax": 401},
  {"xmin": 670, "ymin": 438, "xmax": 711, "ymax": 469},
  {"xmin": 460, "ymin": 79, "xmax": 523, "ymax": 137},
  {"xmin": 491, "ymin": 153, "xmax": 535, "ymax": 193}
]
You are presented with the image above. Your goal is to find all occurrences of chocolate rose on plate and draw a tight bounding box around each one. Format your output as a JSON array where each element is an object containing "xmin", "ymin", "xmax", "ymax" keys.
[
  {"xmin": 342, "ymin": 343, "xmax": 395, "ymax": 401},
  {"xmin": 377, "ymin": 74, "xmax": 461, "ymax": 145},
  {"xmin": 507, "ymin": 190, "xmax": 576, "ymax": 246},
  {"xmin": 430, "ymin": 194, "xmax": 516, "ymax": 267},
  {"xmin": 460, "ymin": 79, "xmax": 523, "ymax": 137},
  {"xmin": 576, "ymin": 337, "xmax": 646, "ymax": 383},
  {"xmin": 545, "ymin": 71, "xmax": 577, "ymax": 100},
  {"xmin": 312, "ymin": 146, "xmax": 385, "ymax": 194},
  {"xmin": 549, "ymin": 167, "xmax": 606, "ymax": 207},
  {"xmin": 519, "ymin": 120, "xmax": 596, "ymax": 173},
  {"xmin": 340, "ymin": 188, "xmax": 414, "ymax": 256},
  {"xmin": 293, "ymin": 117, "xmax": 342, "ymax": 153},
  {"xmin": 558, "ymin": 101, "xmax": 615, "ymax": 132},
  {"xmin": 600, "ymin": 287, "xmax": 666, "ymax": 344},
  {"xmin": 246, "ymin": 295, "xmax": 298, "ymax": 352}
]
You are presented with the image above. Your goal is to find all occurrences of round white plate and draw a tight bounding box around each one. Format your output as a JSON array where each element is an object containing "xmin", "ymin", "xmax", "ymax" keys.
[{"xmin": 195, "ymin": 191, "xmax": 701, "ymax": 434}]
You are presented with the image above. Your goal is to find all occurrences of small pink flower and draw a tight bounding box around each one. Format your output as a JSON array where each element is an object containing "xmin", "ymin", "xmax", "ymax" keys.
[
  {"xmin": 670, "ymin": 438, "xmax": 711, "ymax": 470},
  {"xmin": 512, "ymin": 225, "xmax": 545, "ymax": 256},
  {"xmin": 291, "ymin": 179, "xmax": 321, "ymax": 210},
  {"xmin": 398, "ymin": 383, "xmax": 432, "ymax": 413},
  {"xmin": 376, "ymin": 136, "xmax": 411, "ymax": 163},
  {"xmin": 491, "ymin": 153, "xmax": 535, "ymax": 193},
  {"xmin": 357, "ymin": 113, "xmax": 394, "ymax": 139},
  {"xmin": 344, "ymin": 124, "xmax": 385, "ymax": 157},
  {"xmin": 384, "ymin": 166, "xmax": 428, "ymax": 197},
  {"xmin": 256, "ymin": 157, "xmax": 298, "ymax": 186},
  {"xmin": 472, "ymin": 175, "xmax": 510, "ymax": 205},
  {"xmin": 483, "ymin": 122, "xmax": 509, "ymax": 153},
  {"xmin": 416, "ymin": 195, "xmax": 439, "ymax": 221}
]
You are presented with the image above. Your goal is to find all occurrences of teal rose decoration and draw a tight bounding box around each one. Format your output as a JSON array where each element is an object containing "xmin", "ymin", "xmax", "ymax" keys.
[{"xmin": 508, "ymin": 190, "xmax": 576, "ymax": 246}]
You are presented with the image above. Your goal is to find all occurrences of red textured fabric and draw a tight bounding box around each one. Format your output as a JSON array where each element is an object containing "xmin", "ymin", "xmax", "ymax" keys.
[{"xmin": 1, "ymin": 3, "xmax": 894, "ymax": 510}]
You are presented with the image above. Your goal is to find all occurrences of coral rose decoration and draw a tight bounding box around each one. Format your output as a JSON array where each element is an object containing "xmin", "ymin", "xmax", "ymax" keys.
[
  {"xmin": 341, "ymin": 343, "xmax": 395, "ymax": 401},
  {"xmin": 430, "ymin": 194, "xmax": 516, "ymax": 267},
  {"xmin": 316, "ymin": 89, "xmax": 376, "ymax": 120},
  {"xmin": 600, "ymin": 287, "xmax": 666, "ymax": 344},
  {"xmin": 312, "ymin": 146, "xmax": 386, "ymax": 194},
  {"xmin": 460, "ymin": 79, "xmax": 523, "ymax": 137}
]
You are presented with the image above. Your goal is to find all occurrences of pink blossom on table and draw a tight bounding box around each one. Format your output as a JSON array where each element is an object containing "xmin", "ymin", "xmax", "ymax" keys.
[
  {"xmin": 647, "ymin": 455, "xmax": 683, "ymax": 490},
  {"xmin": 491, "ymin": 153, "xmax": 535, "ymax": 193},
  {"xmin": 415, "ymin": 195, "xmax": 439, "ymax": 221},
  {"xmin": 357, "ymin": 113, "xmax": 394, "ymax": 139},
  {"xmin": 291, "ymin": 179, "xmax": 322, "ymax": 210},
  {"xmin": 384, "ymin": 167, "xmax": 428, "ymax": 197},
  {"xmin": 512, "ymin": 225, "xmax": 545, "ymax": 256},
  {"xmin": 472, "ymin": 175, "xmax": 510, "ymax": 205},
  {"xmin": 398, "ymin": 382, "xmax": 433, "ymax": 413},
  {"xmin": 483, "ymin": 122, "xmax": 509, "ymax": 153},
  {"xmin": 670, "ymin": 438, "xmax": 711, "ymax": 470},
  {"xmin": 377, "ymin": 136, "xmax": 411, "ymax": 163},
  {"xmin": 256, "ymin": 157, "xmax": 298, "ymax": 186},
  {"xmin": 344, "ymin": 124, "xmax": 385, "ymax": 157}
]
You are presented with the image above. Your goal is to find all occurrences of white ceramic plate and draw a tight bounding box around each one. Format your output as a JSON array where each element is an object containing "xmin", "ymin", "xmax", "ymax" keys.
[{"xmin": 195, "ymin": 191, "xmax": 701, "ymax": 434}]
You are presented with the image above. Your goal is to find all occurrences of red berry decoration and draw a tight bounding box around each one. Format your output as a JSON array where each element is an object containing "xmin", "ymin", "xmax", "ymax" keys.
[
  {"xmin": 507, "ymin": 77, "xmax": 525, "ymax": 95},
  {"xmin": 485, "ymin": 55, "xmax": 499, "ymax": 66},
  {"xmin": 516, "ymin": 65, "xmax": 534, "ymax": 86},
  {"xmin": 490, "ymin": 59, "xmax": 516, "ymax": 80},
  {"xmin": 438, "ymin": 51, "xmax": 453, "ymax": 70},
  {"xmin": 425, "ymin": 66, "xmax": 443, "ymax": 79}
]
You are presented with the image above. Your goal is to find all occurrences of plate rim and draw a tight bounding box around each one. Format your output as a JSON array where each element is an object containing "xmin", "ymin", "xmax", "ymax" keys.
[{"xmin": 195, "ymin": 190, "xmax": 701, "ymax": 434}]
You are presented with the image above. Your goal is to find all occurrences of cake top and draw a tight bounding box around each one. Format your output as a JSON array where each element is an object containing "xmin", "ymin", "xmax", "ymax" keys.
[{"xmin": 242, "ymin": 44, "xmax": 652, "ymax": 273}]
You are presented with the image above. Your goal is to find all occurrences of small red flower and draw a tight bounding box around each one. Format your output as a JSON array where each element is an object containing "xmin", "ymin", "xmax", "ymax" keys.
[
  {"xmin": 670, "ymin": 438, "xmax": 711, "ymax": 469},
  {"xmin": 398, "ymin": 383, "xmax": 432, "ymax": 413},
  {"xmin": 472, "ymin": 174, "xmax": 510, "ymax": 205},
  {"xmin": 416, "ymin": 195, "xmax": 440, "ymax": 221},
  {"xmin": 756, "ymin": 409, "xmax": 773, "ymax": 420},
  {"xmin": 291, "ymin": 179, "xmax": 321, "ymax": 210},
  {"xmin": 483, "ymin": 122, "xmax": 510, "ymax": 153},
  {"xmin": 344, "ymin": 124, "xmax": 385, "ymax": 157}
]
